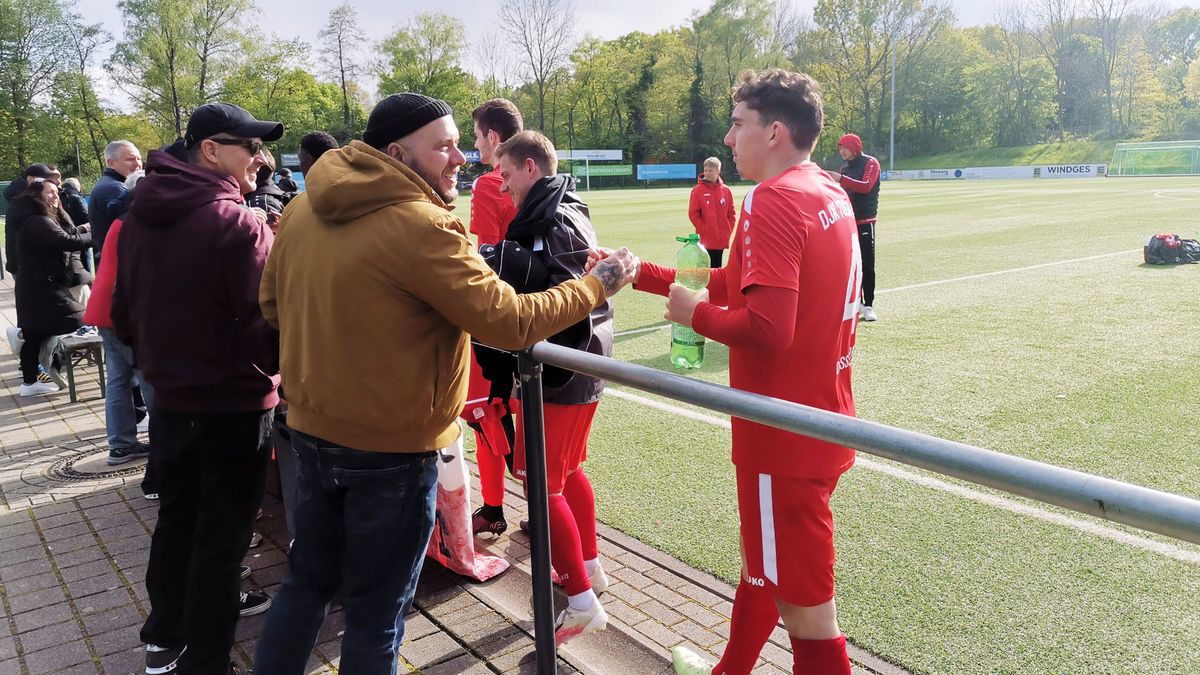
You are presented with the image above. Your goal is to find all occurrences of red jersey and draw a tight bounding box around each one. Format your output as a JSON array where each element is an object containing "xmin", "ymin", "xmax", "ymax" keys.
[
  {"xmin": 716, "ymin": 163, "xmax": 860, "ymax": 479},
  {"xmin": 688, "ymin": 177, "xmax": 736, "ymax": 250},
  {"xmin": 469, "ymin": 167, "xmax": 517, "ymax": 246}
]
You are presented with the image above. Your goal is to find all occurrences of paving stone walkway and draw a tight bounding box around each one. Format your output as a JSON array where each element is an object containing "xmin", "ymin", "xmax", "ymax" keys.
[{"xmin": 0, "ymin": 273, "xmax": 902, "ymax": 674}]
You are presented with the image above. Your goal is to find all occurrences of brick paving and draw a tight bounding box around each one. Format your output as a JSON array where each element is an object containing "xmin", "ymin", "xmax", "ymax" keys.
[{"xmin": 0, "ymin": 273, "xmax": 902, "ymax": 674}]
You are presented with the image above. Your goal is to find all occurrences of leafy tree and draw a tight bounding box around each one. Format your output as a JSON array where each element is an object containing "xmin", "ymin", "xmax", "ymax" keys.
[
  {"xmin": 497, "ymin": 0, "xmax": 577, "ymax": 135},
  {"xmin": 318, "ymin": 1, "xmax": 365, "ymax": 129},
  {"xmin": 0, "ymin": 0, "xmax": 70, "ymax": 170},
  {"xmin": 376, "ymin": 12, "xmax": 480, "ymax": 126}
]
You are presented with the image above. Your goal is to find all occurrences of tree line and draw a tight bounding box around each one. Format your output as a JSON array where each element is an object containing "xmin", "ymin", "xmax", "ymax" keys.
[{"xmin": 3, "ymin": 0, "xmax": 1200, "ymax": 186}]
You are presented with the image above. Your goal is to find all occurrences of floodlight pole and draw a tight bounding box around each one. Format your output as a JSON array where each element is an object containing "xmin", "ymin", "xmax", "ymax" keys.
[{"xmin": 889, "ymin": 43, "xmax": 896, "ymax": 173}]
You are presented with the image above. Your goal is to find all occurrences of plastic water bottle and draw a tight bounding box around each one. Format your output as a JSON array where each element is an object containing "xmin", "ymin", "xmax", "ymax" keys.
[{"xmin": 670, "ymin": 234, "xmax": 710, "ymax": 369}]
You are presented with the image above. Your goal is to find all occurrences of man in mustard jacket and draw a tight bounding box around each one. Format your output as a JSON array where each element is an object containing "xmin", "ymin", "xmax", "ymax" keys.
[{"xmin": 254, "ymin": 93, "xmax": 637, "ymax": 674}]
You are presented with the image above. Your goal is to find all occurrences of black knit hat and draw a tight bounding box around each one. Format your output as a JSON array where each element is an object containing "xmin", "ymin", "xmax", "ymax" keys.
[{"xmin": 363, "ymin": 93, "xmax": 454, "ymax": 149}]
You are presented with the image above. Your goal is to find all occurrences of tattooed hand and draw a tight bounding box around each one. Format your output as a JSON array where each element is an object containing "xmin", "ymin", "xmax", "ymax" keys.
[{"xmin": 587, "ymin": 247, "xmax": 639, "ymax": 297}]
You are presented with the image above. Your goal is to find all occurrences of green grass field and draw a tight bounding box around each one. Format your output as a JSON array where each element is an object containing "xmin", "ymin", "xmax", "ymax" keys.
[{"xmin": 462, "ymin": 177, "xmax": 1200, "ymax": 674}]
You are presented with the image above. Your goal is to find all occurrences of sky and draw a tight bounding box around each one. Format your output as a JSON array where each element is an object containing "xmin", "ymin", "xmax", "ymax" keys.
[{"xmin": 75, "ymin": 0, "xmax": 1199, "ymax": 111}]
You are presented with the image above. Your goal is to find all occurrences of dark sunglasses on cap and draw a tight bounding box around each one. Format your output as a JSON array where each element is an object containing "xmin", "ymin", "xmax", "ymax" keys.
[{"xmin": 207, "ymin": 137, "xmax": 266, "ymax": 155}]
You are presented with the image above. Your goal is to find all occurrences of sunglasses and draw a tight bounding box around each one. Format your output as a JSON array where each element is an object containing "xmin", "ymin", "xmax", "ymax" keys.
[{"xmin": 208, "ymin": 137, "xmax": 266, "ymax": 155}]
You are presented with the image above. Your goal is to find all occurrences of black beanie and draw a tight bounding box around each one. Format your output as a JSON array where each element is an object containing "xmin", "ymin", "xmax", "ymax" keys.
[{"xmin": 363, "ymin": 93, "xmax": 454, "ymax": 149}]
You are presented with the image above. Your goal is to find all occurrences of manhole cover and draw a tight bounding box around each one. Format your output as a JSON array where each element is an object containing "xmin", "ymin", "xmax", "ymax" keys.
[{"xmin": 45, "ymin": 446, "xmax": 147, "ymax": 481}]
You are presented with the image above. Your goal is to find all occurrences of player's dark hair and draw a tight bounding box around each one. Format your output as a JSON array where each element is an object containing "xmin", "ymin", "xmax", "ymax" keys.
[
  {"xmin": 732, "ymin": 69, "xmax": 823, "ymax": 151},
  {"xmin": 472, "ymin": 99, "xmax": 524, "ymax": 142}
]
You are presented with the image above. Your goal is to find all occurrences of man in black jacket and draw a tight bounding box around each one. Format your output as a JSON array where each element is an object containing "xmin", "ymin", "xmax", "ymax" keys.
[
  {"xmin": 88, "ymin": 140, "xmax": 143, "ymax": 265},
  {"xmin": 490, "ymin": 130, "xmax": 614, "ymax": 645},
  {"xmin": 60, "ymin": 178, "xmax": 90, "ymax": 227},
  {"xmin": 828, "ymin": 133, "xmax": 880, "ymax": 321}
]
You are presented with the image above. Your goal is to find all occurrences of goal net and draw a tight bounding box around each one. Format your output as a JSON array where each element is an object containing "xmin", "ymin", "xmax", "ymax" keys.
[{"xmin": 1109, "ymin": 140, "xmax": 1200, "ymax": 176}]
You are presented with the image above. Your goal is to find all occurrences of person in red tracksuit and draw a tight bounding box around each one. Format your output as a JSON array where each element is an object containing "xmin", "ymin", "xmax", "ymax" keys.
[
  {"xmin": 827, "ymin": 133, "xmax": 880, "ymax": 322},
  {"xmin": 466, "ymin": 98, "xmax": 524, "ymax": 536},
  {"xmin": 688, "ymin": 157, "xmax": 737, "ymax": 267}
]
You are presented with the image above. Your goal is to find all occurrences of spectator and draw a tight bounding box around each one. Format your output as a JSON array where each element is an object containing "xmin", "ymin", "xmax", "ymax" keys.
[
  {"xmin": 827, "ymin": 133, "xmax": 880, "ymax": 322},
  {"xmin": 84, "ymin": 170, "xmax": 154, "ymax": 468},
  {"xmin": 466, "ymin": 97, "xmax": 524, "ymax": 536},
  {"xmin": 491, "ymin": 130, "xmax": 614, "ymax": 644},
  {"xmin": 274, "ymin": 167, "xmax": 298, "ymax": 195},
  {"xmin": 112, "ymin": 102, "xmax": 282, "ymax": 675},
  {"xmin": 297, "ymin": 130, "xmax": 338, "ymax": 175},
  {"xmin": 60, "ymin": 177, "xmax": 90, "ymax": 227},
  {"xmin": 88, "ymin": 140, "xmax": 143, "ymax": 265},
  {"xmin": 688, "ymin": 156, "xmax": 736, "ymax": 268},
  {"xmin": 253, "ymin": 92, "xmax": 636, "ymax": 674},
  {"xmin": 14, "ymin": 178, "xmax": 91, "ymax": 397},
  {"xmin": 247, "ymin": 159, "xmax": 287, "ymax": 229},
  {"xmin": 4, "ymin": 163, "xmax": 62, "ymax": 275}
]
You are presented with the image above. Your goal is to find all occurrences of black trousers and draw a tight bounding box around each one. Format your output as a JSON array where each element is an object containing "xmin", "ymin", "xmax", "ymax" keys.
[
  {"xmin": 709, "ymin": 248, "xmax": 725, "ymax": 268},
  {"xmin": 18, "ymin": 329, "xmax": 52, "ymax": 384},
  {"xmin": 858, "ymin": 221, "xmax": 876, "ymax": 307},
  {"xmin": 140, "ymin": 408, "xmax": 273, "ymax": 674}
]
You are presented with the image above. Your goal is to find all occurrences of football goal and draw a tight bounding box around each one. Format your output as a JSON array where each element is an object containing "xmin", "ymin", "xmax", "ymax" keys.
[{"xmin": 1109, "ymin": 140, "xmax": 1200, "ymax": 176}]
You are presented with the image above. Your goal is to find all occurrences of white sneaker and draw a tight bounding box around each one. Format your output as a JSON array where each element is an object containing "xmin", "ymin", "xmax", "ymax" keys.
[
  {"xmin": 19, "ymin": 381, "xmax": 59, "ymax": 397},
  {"xmin": 859, "ymin": 305, "xmax": 878, "ymax": 322},
  {"xmin": 671, "ymin": 646, "xmax": 715, "ymax": 675},
  {"xmin": 554, "ymin": 599, "xmax": 607, "ymax": 645}
]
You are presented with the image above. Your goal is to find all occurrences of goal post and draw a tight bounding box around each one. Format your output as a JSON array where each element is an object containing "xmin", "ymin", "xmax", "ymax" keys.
[{"xmin": 1109, "ymin": 140, "xmax": 1200, "ymax": 176}]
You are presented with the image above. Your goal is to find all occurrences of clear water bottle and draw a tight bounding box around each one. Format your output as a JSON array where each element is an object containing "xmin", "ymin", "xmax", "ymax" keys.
[{"xmin": 670, "ymin": 234, "xmax": 710, "ymax": 370}]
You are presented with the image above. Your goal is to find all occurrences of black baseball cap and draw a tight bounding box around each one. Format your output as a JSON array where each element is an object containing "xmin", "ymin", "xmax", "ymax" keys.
[{"xmin": 184, "ymin": 103, "xmax": 283, "ymax": 148}]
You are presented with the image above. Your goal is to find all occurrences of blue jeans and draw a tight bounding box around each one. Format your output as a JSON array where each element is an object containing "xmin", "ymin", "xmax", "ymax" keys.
[
  {"xmin": 99, "ymin": 328, "xmax": 153, "ymax": 450},
  {"xmin": 253, "ymin": 431, "xmax": 439, "ymax": 675}
]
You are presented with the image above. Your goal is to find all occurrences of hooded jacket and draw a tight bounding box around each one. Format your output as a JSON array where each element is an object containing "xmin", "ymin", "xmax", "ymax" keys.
[
  {"xmin": 247, "ymin": 180, "xmax": 288, "ymax": 215},
  {"xmin": 260, "ymin": 141, "xmax": 607, "ymax": 453},
  {"xmin": 112, "ymin": 145, "xmax": 279, "ymax": 412},
  {"xmin": 688, "ymin": 176, "xmax": 736, "ymax": 250},
  {"xmin": 480, "ymin": 174, "xmax": 613, "ymax": 405}
]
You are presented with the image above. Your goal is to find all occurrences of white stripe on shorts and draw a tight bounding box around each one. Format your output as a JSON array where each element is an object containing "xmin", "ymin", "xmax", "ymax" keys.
[{"xmin": 759, "ymin": 474, "xmax": 778, "ymax": 585}]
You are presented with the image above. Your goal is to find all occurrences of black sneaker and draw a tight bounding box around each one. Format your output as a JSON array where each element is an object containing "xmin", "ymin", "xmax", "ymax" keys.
[
  {"xmin": 108, "ymin": 442, "xmax": 151, "ymax": 466},
  {"xmin": 145, "ymin": 644, "xmax": 185, "ymax": 674},
  {"xmin": 472, "ymin": 506, "xmax": 508, "ymax": 537},
  {"xmin": 239, "ymin": 590, "xmax": 272, "ymax": 616},
  {"xmin": 240, "ymin": 565, "xmax": 251, "ymax": 580}
]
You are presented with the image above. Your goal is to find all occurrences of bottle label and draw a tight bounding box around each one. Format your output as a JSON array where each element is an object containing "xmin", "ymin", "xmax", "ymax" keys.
[{"xmin": 672, "ymin": 324, "xmax": 705, "ymax": 345}]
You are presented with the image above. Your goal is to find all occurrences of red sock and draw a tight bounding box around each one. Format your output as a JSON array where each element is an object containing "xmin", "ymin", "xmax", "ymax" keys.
[
  {"xmin": 562, "ymin": 470, "xmax": 597, "ymax": 560},
  {"xmin": 789, "ymin": 634, "xmax": 850, "ymax": 675},
  {"xmin": 547, "ymin": 494, "xmax": 589, "ymax": 595},
  {"xmin": 713, "ymin": 579, "xmax": 779, "ymax": 675},
  {"xmin": 475, "ymin": 425, "xmax": 506, "ymax": 507}
]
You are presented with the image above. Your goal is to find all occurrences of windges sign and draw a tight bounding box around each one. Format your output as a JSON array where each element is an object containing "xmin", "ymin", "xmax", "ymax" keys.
[{"xmin": 1035, "ymin": 164, "xmax": 1108, "ymax": 179}]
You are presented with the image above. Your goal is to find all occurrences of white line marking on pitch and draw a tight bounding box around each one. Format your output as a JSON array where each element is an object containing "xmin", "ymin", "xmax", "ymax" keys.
[
  {"xmin": 604, "ymin": 387, "xmax": 1200, "ymax": 564},
  {"xmin": 1153, "ymin": 189, "xmax": 1200, "ymax": 201},
  {"xmin": 613, "ymin": 249, "xmax": 1140, "ymax": 338}
]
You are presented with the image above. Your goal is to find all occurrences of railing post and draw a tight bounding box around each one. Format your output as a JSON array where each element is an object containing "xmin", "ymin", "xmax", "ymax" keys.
[{"xmin": 518, "ymin": 350, "xmax": 557, "ymax": 674}]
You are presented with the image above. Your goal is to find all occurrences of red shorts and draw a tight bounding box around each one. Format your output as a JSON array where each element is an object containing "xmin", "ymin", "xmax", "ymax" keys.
[
  {"xmin": 513, "ymin": 401, "xmax": 598, "ymax": 493},
  {"xmin": 736, "ymin": 467, "xmax": 843, "ymax": 607}
]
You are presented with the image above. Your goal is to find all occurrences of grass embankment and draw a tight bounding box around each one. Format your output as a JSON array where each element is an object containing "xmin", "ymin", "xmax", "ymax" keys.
[{"xmin": 893, "ymin": 140, "xmax": 1115, "ymax": 169}]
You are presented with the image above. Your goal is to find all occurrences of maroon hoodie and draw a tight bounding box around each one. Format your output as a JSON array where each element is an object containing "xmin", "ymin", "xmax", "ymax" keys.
[{"xmin": 112, "ymin": 145, "xmax": 279, "ymax": 412}]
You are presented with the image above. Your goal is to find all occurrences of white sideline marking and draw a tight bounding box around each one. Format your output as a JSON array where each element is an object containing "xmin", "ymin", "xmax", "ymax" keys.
[
  {"xmin": 612, "ymin": 249, "xmax": 1139, "ymax": 338},
  {"xmin": 876, "ymin": 249, "xmax": 1140, "ymax": 295},
  {"xmin": 604, "ymin": 387, "xmax": 1200, "ymax": 564}
]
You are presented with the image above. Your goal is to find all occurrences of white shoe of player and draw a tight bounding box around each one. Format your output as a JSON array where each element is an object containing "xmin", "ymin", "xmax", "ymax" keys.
[
  {"xmin": 859, "ymin": 305, "xmax": 878, "ymax": 322},
  {"xmin": 554, "ymin": 598, "xmax": 607, "ymax": 645}
]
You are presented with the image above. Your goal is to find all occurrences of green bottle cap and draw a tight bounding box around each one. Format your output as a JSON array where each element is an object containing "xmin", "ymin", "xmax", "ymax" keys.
[{"xmin": 676, "ymin": 233, "xmax": 700, "ymax": 243}]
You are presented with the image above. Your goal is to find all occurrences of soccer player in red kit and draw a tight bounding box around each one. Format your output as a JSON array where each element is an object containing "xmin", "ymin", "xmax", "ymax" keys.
[
  {"xmin": 465, "ymin": 99, "xmax": 523, "ymax": 536},
  {"xmin": 594, "ymin": 69, "xmax": 860, "ymax": 674}
]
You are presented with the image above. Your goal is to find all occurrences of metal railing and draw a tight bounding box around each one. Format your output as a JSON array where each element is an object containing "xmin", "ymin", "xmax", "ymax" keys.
[{"xmin": 514, "ymin": 341, "xmax": 1200, "ymax": 674}]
